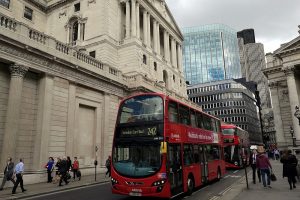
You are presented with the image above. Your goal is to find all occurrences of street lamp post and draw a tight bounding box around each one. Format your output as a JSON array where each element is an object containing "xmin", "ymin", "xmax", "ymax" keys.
[
  {"xmin": 290, "ymin": 127, "xmax": 297, "ymax": 147},
  {"xmin": 294, "ymin": 106, "xmax": 300, "ymax": 125}
]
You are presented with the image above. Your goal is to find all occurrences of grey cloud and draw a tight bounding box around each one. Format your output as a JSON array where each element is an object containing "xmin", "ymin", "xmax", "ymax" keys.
[{"xmin": 166, "ymin": 0, "xmax": 300, "ymax": 52}]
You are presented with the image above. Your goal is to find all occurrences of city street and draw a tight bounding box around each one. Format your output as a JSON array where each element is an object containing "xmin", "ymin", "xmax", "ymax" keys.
[{"xmin": 24, "ymin": 169, "xmax": 247, "ymax": 200}]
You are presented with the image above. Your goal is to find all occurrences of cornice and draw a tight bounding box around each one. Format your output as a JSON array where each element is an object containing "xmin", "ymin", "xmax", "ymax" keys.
[{"xmin": 262, "ymin": 66, "xmax": 282, "ymax": 78}]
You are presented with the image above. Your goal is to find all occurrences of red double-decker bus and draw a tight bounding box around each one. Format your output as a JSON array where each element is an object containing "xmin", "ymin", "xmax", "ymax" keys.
[
  {"xmin": 111, "ymin": 93, "xmax": 225, "ymax": 198},
  {"xmin": 221, "ymin": 123, "xmax": 250, "ymax": 169}
]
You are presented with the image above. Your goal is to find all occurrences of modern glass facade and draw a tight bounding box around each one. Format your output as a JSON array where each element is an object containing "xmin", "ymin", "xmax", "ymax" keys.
[{"xmin": 183, "ymin": 24, "xmax": 242, "ymax": 85}]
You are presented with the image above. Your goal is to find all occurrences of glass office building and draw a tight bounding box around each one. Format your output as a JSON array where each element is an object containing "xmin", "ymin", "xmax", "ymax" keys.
[{"xmin": 183, "ymin": 24, "xmax": 242, "ymax": 84}]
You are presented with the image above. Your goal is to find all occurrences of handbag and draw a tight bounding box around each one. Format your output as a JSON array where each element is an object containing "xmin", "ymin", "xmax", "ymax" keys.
[{"xmin": 270, "ymin": 170, "xmax": 277, "ymax": 181}]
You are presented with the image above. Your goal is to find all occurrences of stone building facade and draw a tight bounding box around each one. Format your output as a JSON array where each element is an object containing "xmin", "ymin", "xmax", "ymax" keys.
[
  {"xmin": 0, "ymin": 0, "xmax": 189, "ymax": 184},
  {"xmin": 264, "ymin": 30, "xmax": 300, "ymax": 150}
]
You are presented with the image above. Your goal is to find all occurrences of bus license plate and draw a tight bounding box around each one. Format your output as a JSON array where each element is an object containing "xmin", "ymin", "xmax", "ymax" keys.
[{"xmin": 129, "ymin": 192, "xmax": 142, "ymax": 197}]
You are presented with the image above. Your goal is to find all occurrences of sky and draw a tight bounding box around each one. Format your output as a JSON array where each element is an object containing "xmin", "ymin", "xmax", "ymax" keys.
[{"xmin": 165, "ymin": 0, "xmax": 300, "ymax": 53}]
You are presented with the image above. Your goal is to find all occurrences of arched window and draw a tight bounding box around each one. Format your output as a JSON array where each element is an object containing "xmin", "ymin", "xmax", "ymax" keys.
[
  {"xmin": 143, "ymin": 55, "xmax": 147, "ymax": 64},
  {"xmin": 72, "ymin": 21, "xmax": 78, "ymax": 42}
]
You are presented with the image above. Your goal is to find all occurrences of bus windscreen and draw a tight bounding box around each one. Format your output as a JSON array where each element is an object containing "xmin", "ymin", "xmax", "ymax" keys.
[{"xmin": 118, "ymin": 95, "xmax": 163, "ymax": 124}]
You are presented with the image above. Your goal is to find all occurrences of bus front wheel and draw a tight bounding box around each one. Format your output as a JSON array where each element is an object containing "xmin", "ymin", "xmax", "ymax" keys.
[{"xmin": 187, "ymin": 176, "xmax": 194, "ymax": 195}]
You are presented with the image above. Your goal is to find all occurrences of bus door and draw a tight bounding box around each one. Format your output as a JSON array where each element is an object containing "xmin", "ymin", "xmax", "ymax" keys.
[
  {"xmin": 168, "ymin": 144, "xmax": 183, "ymax": 195},
  {"xmin": 199, "ymin": 145, "xmax": 208, "ymax": 183}
]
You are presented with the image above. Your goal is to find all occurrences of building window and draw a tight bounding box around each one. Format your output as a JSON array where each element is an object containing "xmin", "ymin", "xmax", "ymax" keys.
[
  {"xmin": 89, "ymin": 51, "xmax": 96, "ymax": 58},
  {"xmin": 173, "ymin": 75, "xmax": 175, "ymax": 82},
  {"xmin": 143, "ymin": 55, "xmax": 147, "ymax": 64},
  {"xmin": 24, "ymin": 6, "xmax": 33, "ymax": 21},
  {"xmin": 154, "ymin": 62, "xmax": 157, "ymax": 71},
  {"xmin": 0, "ymin": 0, "xmax": 10, "ymax": 8},
  {"xmin": 74, "ymin": 3, "xmax": 80, "ymax": 12},
  {"xmin": 72, "ymin": 21, "xmax": 78, "ymax": 42}
]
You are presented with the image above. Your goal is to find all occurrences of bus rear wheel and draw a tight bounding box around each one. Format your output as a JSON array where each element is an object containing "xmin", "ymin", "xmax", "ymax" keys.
[{"xmin": 187, "ymin": 176, "xmax": 194, "ymax": 195}]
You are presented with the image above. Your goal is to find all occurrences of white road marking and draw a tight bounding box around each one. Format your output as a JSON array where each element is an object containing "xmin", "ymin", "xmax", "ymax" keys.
[{"xmin": 233, "ymin": 170, "xmax": 239, "ymax": 174}]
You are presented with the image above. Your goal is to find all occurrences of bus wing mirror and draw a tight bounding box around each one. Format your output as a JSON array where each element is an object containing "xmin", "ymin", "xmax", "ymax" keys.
[{"xmin": 160, "ymin": 142, "xmax": 167, "ymax": 154}]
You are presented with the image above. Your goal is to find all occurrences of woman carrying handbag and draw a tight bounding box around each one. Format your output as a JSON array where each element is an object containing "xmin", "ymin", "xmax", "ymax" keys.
[{"xmin": 280, "ymin": 149, "xmax": 298, "ymax": 190}]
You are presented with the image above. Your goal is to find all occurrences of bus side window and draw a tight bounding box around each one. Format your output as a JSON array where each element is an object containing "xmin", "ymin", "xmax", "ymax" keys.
[
  {"xmin": 184, "ymin": 144, "xmax": 194, "ymax": 165},
  {"xmin": 168, "ymin": 102, "xmax": 178, "ymax": 123},
  {"xmin": 211, "ymin": 119, "xmax": 217, "ymax": 132},
  {"xmin": 212, "ymin": 145, "xmax": 220, "ymax": 160},
  {"xmin": 179, "ymin": 105, "xmax": 190, "ymax": 125},
  {"xmin": 203, "ymin": 115, "xmax": 212, "ymax": 131},
  {"xmin": 190, "ymin": 110, "xmax": 197, "ymax": 128},
  {"xmin": 196, "ymin": 112, "xmax": 203, "ymax": 128},
  {"xmin": 206, "ymin": 145, "xmax": 214, "ymax": 161},
  {"xmin": 193, "ymin": 145, "xmax": 200, "ymax": 163}
]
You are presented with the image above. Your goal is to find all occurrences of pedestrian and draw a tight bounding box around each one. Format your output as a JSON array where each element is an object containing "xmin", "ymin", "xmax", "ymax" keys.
[
  {"xmin": 46, "ymin": 157, "xmax": 54, "ymax": 183},
  {"xmin": 58, "ymin": 157, "xmax": 69, "ymax": 186},
  {"xmin": 274, "ymin": 149, "xmax": 280, "ymax": 160},
  {"xmin": 0, "ymin": 157, "xmax": 16, "ymax": 191},
  {"xmin": 280, "ymin": 149, "xmax": 298, "ymax": 190},
  {"xmin": 12, "ymin": 158, "xmax": 26, "ymax": 194},
  {"xmin": 249, "ymin": 149, "xmax": 261, "ymax": 184},
  {"xmin": 53, "ymin": 157, "xmax": 61, "ymax": 184},
  {"xmin": 72, "ymin": 157, "xmax": 80, "ymax": 181},
  {"xmin": 105, "ymin": 156, "xmax": 111, "ymax": 177},
  {"xmin": 256, "ymin": 146, "xmax": 272, "ymax": 188},
  {"xmin": 66, "ymin": 156, "xmax": 72, "ymax": 172}
]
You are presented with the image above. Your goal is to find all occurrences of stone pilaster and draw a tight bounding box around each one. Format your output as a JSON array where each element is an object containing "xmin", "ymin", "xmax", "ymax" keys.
[
  {"xmin": 143, "ymin": 10, "xmax": 147, "ymax": 45},
  {"xmin": 147, "ymin": 13, "xmax": 151, "ymax": 47},
  {"xmin": 269, "ymin": 82, "xmax": 286, "ymax": 147},
  {"xmin": 171, "ymin": 38, "xmax": 177, "ymax": 68},
  {"xmin": 33, "ymin": 74, "xmax": 54, "ymax": 170},
  {"xmin": 177, "ymin": 44, "xmax": 182, "ymax": 71},
  {"xmin": 153, "ymin": 20, "xmax": 157, "ymax": 52},
  {"xmin": 136, "ymin": 2, "xmax": 140, "ymax": 39},
  {"xmin": 1, "ymin": 64, "xmax": 28, "ymax": 166},
  {"xmin": 131, "ymin": 0, "xmax": 136, "ymax": 37},
  {"xmin": 125, "ymin": 0, "xmax": 130, "ymax": 39},
  {"xmin": 284, "ymin": 66, "xmax": 300, "ymax": 140},
  {"xmin": 157, "ymin": 23, "xmax": 160, "ymax": 55},
  {"xmin": 164, "ymin": 30, "xmax": 170, "ymax": 62},
  {"xmin": 77, "ymin": 22, "xmax": 81, "ymax": 41}
]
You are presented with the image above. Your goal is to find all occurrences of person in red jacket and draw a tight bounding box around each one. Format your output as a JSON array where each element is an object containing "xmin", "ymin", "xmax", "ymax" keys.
[
  {"xmin": 256, "ymin": 147, "xmax": 272, "ymax": 188},
  {"xmin": 72, "ymin": 157, "xmax": 80, "ymax": 181}
]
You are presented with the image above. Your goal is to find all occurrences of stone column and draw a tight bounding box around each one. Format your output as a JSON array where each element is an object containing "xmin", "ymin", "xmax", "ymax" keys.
[
  {"xmin": 77, "ymin": 22, "xmax": 81, "ymax": 41},
  {"xmin": 269, "ymin": 82, "xmax": 286, "ymax": 146},
  {"xmin": 157, "ymin": 23, "xmax": 160, "ymax": 55},
  {"xmin": 147, "ymin": 13, "xmax": 151, "ymax": 48},
  {"xmin": 153, "ymin": 19, "xmax": 157, "ymax": 52},
  {"xmin": 136, "ymin": 2, "xmax": 140, "ymax": 39},
  {"xmin": 164, "ymin": 30, "xmax": 170, "ymax": 62},
  {"xmin": 125, "ymin": 0, "xmax": 130, "ymax": 39},
  {"xmin": 284, "ymin": 66, "xmax": 300, "ymax": 140},
  {"xmin": 33, "ymin": 74, "xmax": 54, "ymax": 170},
  {"xmin": 171, "ymin": 39, "xmax": 177, "ymax": 68},
  {"xmin": 66, "ymin": 25, "xmax": 70, "ymax": 44},
  {"xmin": 177, "ymin": 44, "xmax": 182, "ymax": 70},
  {"xmin": 1, "ymin": 64, "xmax": 28, "ymax": 166},
  {"xmin": 131, "ymin": 0, "xmax": 136, "ymax": 37},
  {"xmin": 143, "ymin": 10, "xmax": 147, "ymax": 45}
]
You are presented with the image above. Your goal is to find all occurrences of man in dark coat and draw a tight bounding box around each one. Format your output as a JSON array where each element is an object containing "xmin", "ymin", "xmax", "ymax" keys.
[
  {"xmin": 249, "ymin": 149, "xmax": 261, "ymax": 184},
  {"xmin": 0, "ymin": 157, "xmax": 16, "ymax": 190},
  {"xmin": 58, "ymin": 157, "xmax": 69, "ymax": 186},
  {"xmin": 280, "ymin": 150, "xmax": 298, "ymax": 190}
]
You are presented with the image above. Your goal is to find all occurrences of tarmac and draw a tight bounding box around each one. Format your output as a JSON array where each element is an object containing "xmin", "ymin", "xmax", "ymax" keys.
[{"xmin": 0, "ymin": 160, "xmax": 299, "ymax": 200}]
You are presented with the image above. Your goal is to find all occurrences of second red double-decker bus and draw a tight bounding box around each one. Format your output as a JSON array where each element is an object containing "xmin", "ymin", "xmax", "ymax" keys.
[
  {"xmin": 111, "ymin": 93, "xmax": 225, "ymax": 198},
  {"xmin": 221, "ymin": 123, "xmax": 250, "ymax": 169}
]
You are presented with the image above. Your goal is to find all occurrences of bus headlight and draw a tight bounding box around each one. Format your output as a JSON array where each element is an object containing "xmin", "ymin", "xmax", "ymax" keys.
[
  {"xmin": 234, "ymin": 161, "xmax": 238, "ymax": 166},
  {"xmin": 152, "ymin": 179, "xmax": 166, "ymax": 186},
  {"xmin": 111, "ymin": 177, "xmax": 119, "ymax": 185}
]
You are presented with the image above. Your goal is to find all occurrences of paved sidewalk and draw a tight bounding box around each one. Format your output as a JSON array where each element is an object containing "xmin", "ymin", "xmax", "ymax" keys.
[
  {"xmin": 221, "ymin": 159, "xmax": 300, "ymax": 200},
  {"xmin": 0, "ymin": 173, "xmax": 110, "ymax": 200}
]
